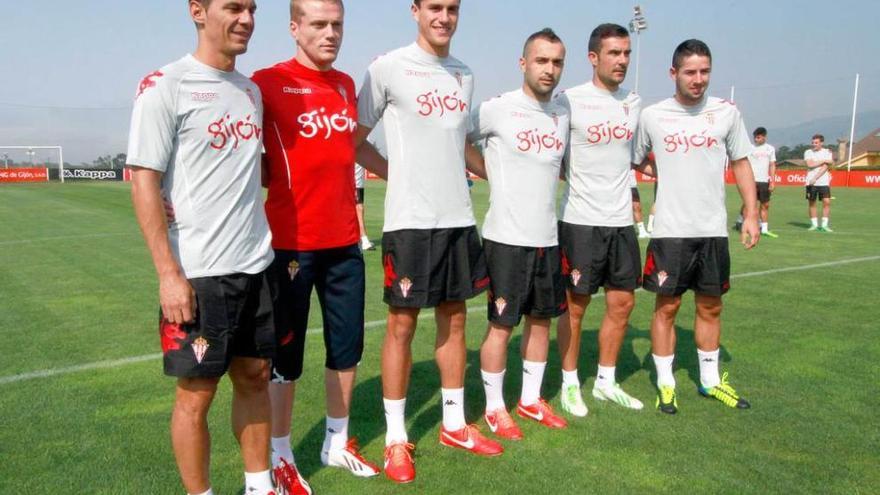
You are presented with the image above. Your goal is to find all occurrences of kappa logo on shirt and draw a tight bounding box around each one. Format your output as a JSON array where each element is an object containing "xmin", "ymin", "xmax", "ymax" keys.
[
  {"xmin": 283, "ymin": 86, "xmax": 313, "ymax": 95},
  {"xmin": 404, "ymin": 69, "xmax": 432, "ymax": 78},
  {"xmin": 191, "ymin": 91, "xmax": 219, "ymax": 102}
]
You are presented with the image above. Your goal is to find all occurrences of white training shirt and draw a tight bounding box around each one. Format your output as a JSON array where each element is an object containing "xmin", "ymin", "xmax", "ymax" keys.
[
  {"xmin": 633, "ymin": 96, "xmax": 752, "ymax": 238},
  {"xmin": 628, "ymin": 169, "xmax": 638, "ymax": 188},
  {"xmin": 126, "ymin": 55, "xmax": 273, "ymax": 278},
  {"xmin": 557, "ymin": 82, "xmax": 642, "ymax": 227},
  {"xmin": 749, "ymin": 143, "xmax": 776, "ymax": 182},
  {"xmin": 358, "ymin": 43, "xmax": 476, "ymax": 232},
  {"xmin": 804, "ymin": 148, "xmax": 833, "ymax": 186},
  {"xmin": 469, "ymin": 89, "xmax": 569, "ymax": 247}
]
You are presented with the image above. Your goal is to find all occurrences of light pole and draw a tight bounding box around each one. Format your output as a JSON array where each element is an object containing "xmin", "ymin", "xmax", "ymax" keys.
[{"xmin": 629, "ymin": 5, "xmax": 648, "ymax": 95}]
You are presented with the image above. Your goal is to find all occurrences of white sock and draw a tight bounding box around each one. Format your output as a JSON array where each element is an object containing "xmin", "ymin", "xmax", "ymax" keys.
[
  {"xmin": 698, "ymin": 348, "xmax": 721, "ymax": 388},
  {"xmin": 811, "ymin": 217, "xmax": 819, "ymax": 227},
  {"xmin": 647, "ymin": 214, "xmax": 655, "ymax": 232},
  {"xmin": 637, "ymin": 222, "xmax": 648, "ymax": 235},
  {"xmin": 481, "ymin": 369, "xmax": 506, "ymax": 412},
  {"xmin": 761, "ymin": 222, "xmax": 768, "ymax": 233},
  {"xmin": 270, "ymin": 435, "xmax": 294, "ymax": 467},
  {"xmin": 323, "ymin": 416, "xmax": 349, "ymax": 452},
  {"xmin": 653, "ymin": 354, "xmax": 676, "ymax": 388},
  {"xmin": 441, "ymin": 388, "xmax": 466, "ymax": 431},
  {"xmin": 383, "ymin": 398, "xmax": 408, "ymax": 445},
  {"xmin": 361, "ymin": 235, "xmax": 370, "ymax": 243},
  {"xmin": 561, "ymin": 368, "xmax": 580, "ymax": 388},
  {"xmin": 191, "ymin": 490, "xmax": 214, "ymax": 495},
  {"xmin": 244, "ymin": 470, "xmax": 274, "ymax": 494},
  {"xmin": 821, "ymin": 217, "xmax": 829, "ymax": 228},
  {"xmin": 520, "ymin": 360, "xmax": 547, "ymax": 406},
  {"xmin": 736, "ymin": 214, "xmax": 744, "ymax": 224},
  {"xmin": 595, "ymin": 365, "xmax": 616, "ymax": 388}
]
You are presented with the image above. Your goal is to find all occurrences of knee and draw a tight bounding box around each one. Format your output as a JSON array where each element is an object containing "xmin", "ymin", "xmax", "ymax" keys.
[
  {"xmin": 175, "ymin": 378, "xmax": 219, "ymax": 416},
  {"xmin": 696, "ymin": 301, "xmax": 723, "ymax": 320},
  {"xmin": 609, "ymin": 297, "xmax": 635, "ymax": 318},
  {"xmin": 567, "ymin": 294, "xmax": 589, "ymax": 320},
  {"xmin": 655, "ymin": 299, "xmax": 682, "ymax": 320},
  {"xmin": 229, "ymin": 359, "xmax": 271, "ymax": 393},
  {"xmin": 387, "ymin": 314, "xmax": 417, "ymax": 346}
]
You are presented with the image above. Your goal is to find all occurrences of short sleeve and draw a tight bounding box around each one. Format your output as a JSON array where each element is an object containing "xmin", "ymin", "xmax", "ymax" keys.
[
  {"xmin": 126, "ymin": 71, "xmax": 178, "ymax": 172},
  {"xmin": 356, "ymin": 58, "xmax": 388, "ymax": 129},
  {"xmin": 726, "ymin": 108, "xmax": 753, "ymax": 161},
  {"xmin": 467, "ymin": 100, "xmax": 494, "ymax": 144},
  {"xmin": 803, "ymin": 150, "xmax": 811, "ymax": 161},
  {"xmin": 631, "ymin": 110, "xmax": 652, "ymax": 164}
]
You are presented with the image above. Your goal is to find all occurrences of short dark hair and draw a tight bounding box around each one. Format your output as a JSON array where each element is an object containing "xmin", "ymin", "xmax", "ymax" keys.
[
  {"xmin": 753, "ymin": 127, "xmax": 767, "ymax": 137},
  {"xmin": 523, "ymin": 28, "xmax": 564, "ymax": 57},
  {"xmin": 812, "ymin": 134, "xmax": 825, "ymax": 142},
  {"xmin": 587, "ymin": 23, "xmax": 629, "ymax": 55},
  {"xmin": 672, "ymin": 39, "xmax": 712, "ymax": 69}
]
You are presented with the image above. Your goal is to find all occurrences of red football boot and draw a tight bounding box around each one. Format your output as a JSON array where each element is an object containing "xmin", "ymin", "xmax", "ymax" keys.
[
  {"xmin": 484, "ymin": 408, "xmax": 524, "ymax": 441},
  {"xmin": 516, "ymin": 398, "xmax": 568, "ymax": 429},
  {"xmin": 439, "ymin": 424, "xmax": 504, "ymax": 456},
  {"xmin": 383, "ymin": 441, "xmax": 416, "ymax": 484}
]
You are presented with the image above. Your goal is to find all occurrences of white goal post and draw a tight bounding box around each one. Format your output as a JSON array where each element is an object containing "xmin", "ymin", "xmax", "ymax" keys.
[{"xmin": 0, "ymin": 145, "xmax": 65, "ymax": 182}]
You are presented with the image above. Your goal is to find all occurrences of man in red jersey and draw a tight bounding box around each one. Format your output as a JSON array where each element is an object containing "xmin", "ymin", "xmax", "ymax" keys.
[{"xmin": 252, "ymin": 1, "xmax": 386, "ymax": 493}]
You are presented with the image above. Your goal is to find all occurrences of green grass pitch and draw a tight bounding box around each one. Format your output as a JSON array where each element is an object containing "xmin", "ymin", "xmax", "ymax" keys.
[{"xmin": 0, "ymin": 181, "xmax": 878, "ymax": 494}]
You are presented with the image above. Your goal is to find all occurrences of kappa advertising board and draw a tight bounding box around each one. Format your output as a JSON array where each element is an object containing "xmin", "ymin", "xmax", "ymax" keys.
[
  {"xmin": 634, "ymin": 169, "xmax": 880, "ymax": 188},
  {"xmin": 0, "ymin": 167, "xmax": 49, "ymax": 183},
  {"xmin": 63, "ymin": 168, "xmax": 124, "ymax": 181}
]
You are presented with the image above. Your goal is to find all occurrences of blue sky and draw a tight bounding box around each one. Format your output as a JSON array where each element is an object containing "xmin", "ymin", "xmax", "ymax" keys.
[{"xmin": 1, "ymin": 0, "xmax": 877, "ymax": 162}]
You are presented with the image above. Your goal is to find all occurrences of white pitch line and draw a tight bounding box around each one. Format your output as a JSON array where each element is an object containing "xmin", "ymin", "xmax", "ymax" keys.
[
  {"xmin": 1, "ymin": 254, "xmax": 877, "ymax": 386},
  {"xmin": 0, "ymin": 232, "xmax": 134, "ymax": 246}
]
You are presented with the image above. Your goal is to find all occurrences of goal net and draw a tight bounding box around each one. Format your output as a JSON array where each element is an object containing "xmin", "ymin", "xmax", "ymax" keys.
[{"xmin": 0, "ymin": 146, "xmax": 64, "ymax": 183}]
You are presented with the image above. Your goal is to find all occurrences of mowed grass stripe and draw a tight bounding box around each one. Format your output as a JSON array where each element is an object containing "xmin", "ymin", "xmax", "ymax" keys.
[{"xmin": 1, "ymin": 254, "xmax": 876, "ymax": 385}]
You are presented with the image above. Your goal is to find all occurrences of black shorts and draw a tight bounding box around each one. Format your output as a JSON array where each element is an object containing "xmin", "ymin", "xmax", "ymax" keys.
[
  {"xmin": 160, "ymin": 270, "xmax": 276, "ymax": 378},
  {"xmin": 805, "ymin": 185, "xmax": 831, "ymax": 201},
  {"xmin": 756, "ymin": 182, "xmax": 771, "ymax": 203},
  {"xmin": 269, "ymin": 245, "xmax": 365, "ymax": 382},
  {"xmin": 558, "ymin": 222, "xmax": 642, "ymax": 295},
  {"xmin": 382, "ymin": 226, "xmax": 489, "ymax": 308},
  {"xmin": 631, "ymin": 187, "xmax": 641, "ymax": 202},
  {"xmin": 642, "ymin": 237, "xmax": 730, "ymax": 297},
  {"xmin": 483, "ymin": 240, "xmax": 566, "ymax": 327},
  {"xmin": 355, "ymin": 187, "xmax": 365, "ymax": 204}
]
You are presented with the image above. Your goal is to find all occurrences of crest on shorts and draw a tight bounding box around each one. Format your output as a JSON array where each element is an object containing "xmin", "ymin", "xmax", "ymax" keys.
[
  {"xmin": 399, "ymin": 277, "xmax": 413, "ymax": 298},
  {"xmin": 494, "ymin": 297, "xmax": 507, "ymax": 316},
  {"xmin": 454, "ymin": 71, "xmax": 463, "ymax": 88},
  {"xmin": 288, "ymin": 260, "xmax": 300, "ymax": 281},
  {"xmin": 570, "ymin": 269, "xmax": 582, "ymax": 287},
  {"xmin": 704, "ymin": 112, "xmax": 715, "ymax": 125},
  {"xmin": 657, "ymin": 271, "xmax": 669, "ymax": 287},
  {"xmin": 192, "ymin": 337, "xmax": 209, "ymax": 364}
]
